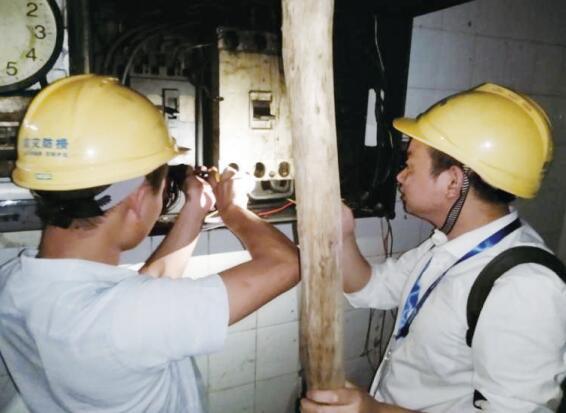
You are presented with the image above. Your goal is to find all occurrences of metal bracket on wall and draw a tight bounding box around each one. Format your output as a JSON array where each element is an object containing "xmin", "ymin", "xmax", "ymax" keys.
[{"xmin": 0, "ymin": 198, "xmax": 42, "ymax": 233}]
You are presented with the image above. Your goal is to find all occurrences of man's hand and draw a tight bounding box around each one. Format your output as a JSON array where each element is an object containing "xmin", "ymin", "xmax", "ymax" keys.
[
  {"xmin": 300, "ymin": 382, "xmax": 380, "ymax": 413},
  {"xmin": 140, "ymin": 165, "xmax": 215, "ymax": 278},
  {"xmin": 208, "ymin": 167, "xmax": 254, "ymax": 214},
  {"xmin": 301, "ymin": 382, "xmax": 419, "ymax": 413},
  {"xmin": 183, "ymin": 166, "xmax": 215, "ymax": 217}
]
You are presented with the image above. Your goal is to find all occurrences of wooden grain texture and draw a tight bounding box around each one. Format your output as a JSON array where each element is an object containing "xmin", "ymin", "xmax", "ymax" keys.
[{"xmin": 281, "ymin": 0, "xmax": 345, "ymax": 390}]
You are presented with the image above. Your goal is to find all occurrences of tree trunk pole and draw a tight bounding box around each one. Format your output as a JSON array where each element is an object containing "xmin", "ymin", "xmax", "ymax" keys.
[{"xmin": 281, "ymin": 0, "xmax": 345, "ymax": 390}]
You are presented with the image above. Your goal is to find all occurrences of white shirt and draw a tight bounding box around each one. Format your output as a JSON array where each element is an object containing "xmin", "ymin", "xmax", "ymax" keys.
[
  {"xmin": 0, "ymin": 250, "xmax": 229, "ymax": 413},
  {"xmin": 346, "ymin": 211, "xmax": 566, "ymax": 412}
]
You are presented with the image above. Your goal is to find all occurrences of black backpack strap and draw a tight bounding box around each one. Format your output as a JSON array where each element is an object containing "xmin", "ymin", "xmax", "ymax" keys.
[{"xmin": 466, "ymin": 246, "xmax": 566, "ymax": 347}]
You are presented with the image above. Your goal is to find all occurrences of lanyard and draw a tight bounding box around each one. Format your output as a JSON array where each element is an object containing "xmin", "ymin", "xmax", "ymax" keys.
[{"xmin": 396, "ymin": 218, "xmax": 521, "ymax": 339}]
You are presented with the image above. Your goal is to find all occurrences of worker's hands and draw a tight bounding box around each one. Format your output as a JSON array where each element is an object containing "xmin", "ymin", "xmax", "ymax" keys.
[
  {"xmin": 341, "ymin": 203, "xmax": 356, "ymax": 239},
  {"xmin": 301, "ymin": 382, "xmax": 382, "ymax": 413},
  {"xmin": 207, "ymin": 167, "xmax": 254, "ymax": 214},
  {"xmin": 182, "ymin": 165, "xmax": 216, "ymax": 217}
]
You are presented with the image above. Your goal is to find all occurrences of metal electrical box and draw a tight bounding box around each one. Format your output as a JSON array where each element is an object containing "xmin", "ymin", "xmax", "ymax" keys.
[
  {"xmin": 130, "ymin": 76, "xmax": 196, "ymax": 167},
  {"xmin": 0, "ymin": 97, "xmax": 41, "ymax": 232},
  {"xmin": 211, "ymin": 28, "xmax": 294, "ymax": 202}
]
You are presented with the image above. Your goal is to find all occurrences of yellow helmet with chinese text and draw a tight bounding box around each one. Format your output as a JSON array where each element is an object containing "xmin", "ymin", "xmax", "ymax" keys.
[
  {"xmin": 13, "ymin": 74, "xmax": 184, "ymax": 191},
  {"xmin": 393, "ymin": 83, "xmax": 552, "ymax": 199}
]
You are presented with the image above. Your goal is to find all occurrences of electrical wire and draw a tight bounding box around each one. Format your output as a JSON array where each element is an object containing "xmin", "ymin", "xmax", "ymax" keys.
[
  {"xmin": 103, "ymin": 23, "xmax": 165, "ymax": 74},
  {"xmin": 380, "ymin": 217, "xmax": 393, "ymax": 257},
  {"xmin": 172, "ymin": 42, "xmax": 213, "ymax": 64},
  {"xmin": 257, "ymin": 199, "xmax": 295, "ymax": 217},
  {"xmin": 202, "ymin": 198, "xmax": 296, "ymax": 230},
  {"xmin": 373, "ymin": 16, "xmax": 386, "ymax": 81},
  {"xmin": 365, "ymin": 13, "xmax": 396, "ymax": 211},
  {"xmin": 120, "ymin": 22, "xmax": 197, "ymax": 84},
  {"xmin": 363, "ymin": 216, "xmax": 395, "ymax": 371}
]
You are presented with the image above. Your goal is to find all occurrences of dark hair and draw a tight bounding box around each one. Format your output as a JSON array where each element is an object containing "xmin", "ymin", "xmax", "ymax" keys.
[
  {"xmin": 428, "ymin": 147, "xmax": 516, "ymax": 205},
  {"xmin": 34, "ymin": 165, "xmax": 169, "ymax": 229}
]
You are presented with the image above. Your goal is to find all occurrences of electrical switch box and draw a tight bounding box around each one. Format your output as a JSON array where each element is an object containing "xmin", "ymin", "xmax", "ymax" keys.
[
  {"xmin": 0, "ymin": 96, "xmax": 41, "ymax": 232},
  {"xmin": 130, "ymin": 76, "xmax": 196, "ymax": 167},
  {"xmin": 209, "ymin": 28, "xmax": 294, "ymax": 203}
]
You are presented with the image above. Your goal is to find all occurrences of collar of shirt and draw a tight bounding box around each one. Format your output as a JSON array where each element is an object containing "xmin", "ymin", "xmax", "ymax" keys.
[{"xmin": 431, "ymin": 210, "xmax": 519, "ymax": 262}]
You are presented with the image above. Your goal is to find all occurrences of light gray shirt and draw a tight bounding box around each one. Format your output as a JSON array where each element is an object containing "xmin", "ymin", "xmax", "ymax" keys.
[{"xmin": 0, "ymin": 250, "xmax": 229, "ymax": 413}]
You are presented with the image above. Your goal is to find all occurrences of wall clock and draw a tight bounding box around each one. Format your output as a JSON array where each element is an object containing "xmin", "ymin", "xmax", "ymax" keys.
[{"xmin": 0, "ymin": 0, "xmax": 64, "ymax": 93}]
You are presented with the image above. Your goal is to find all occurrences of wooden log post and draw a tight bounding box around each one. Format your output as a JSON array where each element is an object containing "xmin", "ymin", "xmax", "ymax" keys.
[{"xmin": 281, "ymin": 0, "xmax": 345, "ymax": 390}]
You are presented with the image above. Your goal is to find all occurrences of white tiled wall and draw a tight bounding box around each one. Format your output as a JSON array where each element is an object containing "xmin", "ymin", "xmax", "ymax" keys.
[
  {"xmin": 408, "ymin": 0, "xmax": 566, "ymax": 257},
  {"xmin": 257, "ymin": 287, "xmax": 298, "ymax": 328},
  {"xmin": 255, "ymin": 373, "xmax": 301, "ymax": 413},
  {"xmin": 208, "ymin": 383, "xmax": 255, "ymax": 413},
  {"xmin": 209, "ymin": 329, "xmax": 256, "ymax": 391},
  {"xmin": 256, "ymin": 322, "xmax": 300, "ymax": 381}
]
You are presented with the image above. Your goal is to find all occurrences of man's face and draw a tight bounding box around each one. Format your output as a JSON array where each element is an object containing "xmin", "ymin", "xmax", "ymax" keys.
[
  {"xmin": 396, "ymin": 139, "xmax": 446, "ymax": 222},
  {"xmin": 148, "ymin": 178, "xmax": 166, "ymax": 226}
]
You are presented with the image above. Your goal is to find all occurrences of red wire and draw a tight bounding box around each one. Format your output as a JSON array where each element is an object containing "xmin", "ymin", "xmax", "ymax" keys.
[{"xmin": 257, "ymin": 201, "xmax": 295, "ymax": 217}]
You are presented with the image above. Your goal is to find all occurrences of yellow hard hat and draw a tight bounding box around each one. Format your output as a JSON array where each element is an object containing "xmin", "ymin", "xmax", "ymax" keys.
[
  {"xmin": 13, "ymin": 74, "xmax": 184, "ymax": 191},
  {"xmin": 393, "ymin": 83, "xmax": 552, "ymax": 198}
]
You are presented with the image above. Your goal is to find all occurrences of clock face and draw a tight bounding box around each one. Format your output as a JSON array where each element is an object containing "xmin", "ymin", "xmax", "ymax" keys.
[{"xmin": 0, "ymin": 0, "xmax": 64, "ymax": 93}]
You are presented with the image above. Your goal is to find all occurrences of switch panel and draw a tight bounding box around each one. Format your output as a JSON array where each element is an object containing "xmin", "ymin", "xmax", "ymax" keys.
[
  {"xmin": 130, "ymin": 76, "xmax": 196, "ymax": 166},
  {"xmin": 211, "ymin": 28, "xmax": 294, "ymax": 202}
]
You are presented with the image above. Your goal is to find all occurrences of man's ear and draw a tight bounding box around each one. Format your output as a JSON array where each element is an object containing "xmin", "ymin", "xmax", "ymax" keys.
[
  {"xmin": 125, "ymin": 183, "xmax": 149, "ymax": 220},
  {"xmin": 445, "ymin": 165, "xmax": 465, "ymax": 200}
]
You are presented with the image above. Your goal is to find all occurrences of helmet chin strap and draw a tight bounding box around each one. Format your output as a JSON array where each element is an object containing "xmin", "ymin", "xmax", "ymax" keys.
[{"xmin": 439, "ymin": 166, "xmax": 471, "ymax": 235}]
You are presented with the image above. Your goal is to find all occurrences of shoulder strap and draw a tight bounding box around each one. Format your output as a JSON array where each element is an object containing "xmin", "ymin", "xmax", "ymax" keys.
[{"xmin": 466, "ymin": 246, "xmax": 566, "ymax": 347}]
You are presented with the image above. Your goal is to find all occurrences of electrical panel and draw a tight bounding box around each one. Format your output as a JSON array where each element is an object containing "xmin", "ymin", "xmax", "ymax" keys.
[
  {"xmin": 129, "ymin": 76, "xmax": 196, "ymax": 167},
  {"xmin": 1, "ymin": 0, "xmax": 456, "ymax": 231},
  {"xmin": 210, "ymin": 28, "xmax": 293, "ymax": 203},
  {"xmin": 0, "ymin": 97, "xmax": 41, "ymax": 232}
]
